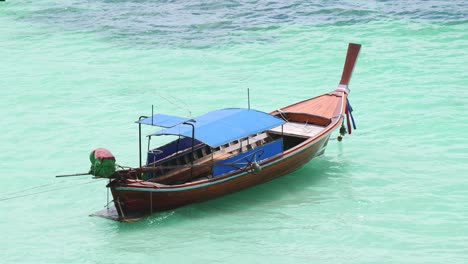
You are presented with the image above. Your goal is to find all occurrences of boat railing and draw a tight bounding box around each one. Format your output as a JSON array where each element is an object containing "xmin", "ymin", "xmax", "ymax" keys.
[{"xmin": 220, "ymin": 133, "xmax": 270, "ymax": 154}]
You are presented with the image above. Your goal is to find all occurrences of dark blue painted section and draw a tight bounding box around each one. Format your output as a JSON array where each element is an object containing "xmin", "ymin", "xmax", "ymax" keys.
[
  {"xmin": 146, "ymin": 137, "xmax": 201, "ymax": 166},
  {"xmin": 213, "ymin": 138, "xmax": 283, "ymax": 177}
]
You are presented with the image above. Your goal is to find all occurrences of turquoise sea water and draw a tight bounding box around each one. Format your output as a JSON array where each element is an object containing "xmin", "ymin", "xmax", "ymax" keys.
[{"xmin": 1, "ymin": 1, "xmax": 467, "ymax": 263}]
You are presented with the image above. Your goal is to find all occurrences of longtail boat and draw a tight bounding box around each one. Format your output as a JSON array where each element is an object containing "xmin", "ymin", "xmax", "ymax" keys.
[{"xmin": 88, "ymin": 43, "xmax": 361, "ymax": 221}]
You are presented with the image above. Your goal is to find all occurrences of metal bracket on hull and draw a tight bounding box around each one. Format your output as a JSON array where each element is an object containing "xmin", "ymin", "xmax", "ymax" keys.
[
  {"xmin": 90, "ymin": 206, "xmax": 145, "ymax": 222},
  {"xmin": 116, "ymin": 196, "xmax": 126, "ymax": 220}
]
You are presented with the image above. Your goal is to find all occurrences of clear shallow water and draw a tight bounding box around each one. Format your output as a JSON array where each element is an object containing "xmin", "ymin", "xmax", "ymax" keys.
[{"xmin": 1, "ymin": 1, "xmax": 467, "ymax": 263}]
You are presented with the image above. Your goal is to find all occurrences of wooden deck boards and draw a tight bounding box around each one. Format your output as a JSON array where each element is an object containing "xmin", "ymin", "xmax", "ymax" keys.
[
  {"xmin": 279, "ymin": 93, "xmax": 342, "ymax": 119},
  {"xmin": 269, "ymin": 122, "xmax": 325, "ymax": 138}
]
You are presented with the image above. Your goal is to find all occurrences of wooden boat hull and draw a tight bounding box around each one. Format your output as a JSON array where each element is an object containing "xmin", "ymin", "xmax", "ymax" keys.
[{"xmin": 110, "ymin": 133, "xmax": 331, "ymax": 219}]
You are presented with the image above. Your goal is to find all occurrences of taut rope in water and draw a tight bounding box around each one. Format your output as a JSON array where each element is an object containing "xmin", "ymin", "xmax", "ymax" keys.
[{"xmin": 0, "ymin": 178, "xmax": 106, "ymax": 202}]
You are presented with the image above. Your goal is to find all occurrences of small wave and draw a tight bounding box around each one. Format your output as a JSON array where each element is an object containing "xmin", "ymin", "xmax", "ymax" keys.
[{"xmin": 14, "ymin": 0, "xmax": 468, "ymax": 48}]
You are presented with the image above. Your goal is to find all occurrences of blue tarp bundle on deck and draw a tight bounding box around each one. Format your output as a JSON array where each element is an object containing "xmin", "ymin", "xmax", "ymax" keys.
[
  {"xmin": 150, "ymin": 108, "xmax": 285, "ymax": 148},
  {"xmin": 213, "ymin": 139, "xmax": 283, "ymax": 176}
]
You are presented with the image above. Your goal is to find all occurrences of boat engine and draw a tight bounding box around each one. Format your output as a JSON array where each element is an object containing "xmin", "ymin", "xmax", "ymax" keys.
[{"xmin": 89, "ymin": 148, "xmax": 116, "ymax": 178}]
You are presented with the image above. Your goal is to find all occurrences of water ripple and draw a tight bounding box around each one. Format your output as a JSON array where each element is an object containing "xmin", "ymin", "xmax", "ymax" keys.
[{"xmin": 5, "ymin": 0, "xmax": 463, "ymax": 48}]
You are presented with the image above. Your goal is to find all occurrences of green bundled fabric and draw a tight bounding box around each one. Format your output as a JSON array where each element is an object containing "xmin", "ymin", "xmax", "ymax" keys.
[{"xmin": 89, "ymin": 148, "xmax": 116, "ymax": 178}]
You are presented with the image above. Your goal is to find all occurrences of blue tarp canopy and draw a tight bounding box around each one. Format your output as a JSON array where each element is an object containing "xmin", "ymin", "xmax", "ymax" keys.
[
  {"xmin": 137, "ymin": 114, "xmax": 191, "ymax": 128},
  {"xmin": 150, "ymin": 108, "xmax": 285, "ymax": 147}
]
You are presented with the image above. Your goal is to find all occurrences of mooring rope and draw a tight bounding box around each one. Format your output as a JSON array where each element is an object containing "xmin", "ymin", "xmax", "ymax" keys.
[
  {"xmin": 156, "ymin": 91, "xmax": 192, "ymax": 117},
  {"xmin": 346, "ymin": 98, "xmax": 357, "ymax": 130},
  {"xmin": 0, "ymin": 180, "xmax": 68, "ymax": 197},
  {"xmin": 0, "ymin": 178, "xmax": 106, "ymax": 202},
  {"xmin": 276, "ymin": 109, "xmax": 289, "ymax": 122}
]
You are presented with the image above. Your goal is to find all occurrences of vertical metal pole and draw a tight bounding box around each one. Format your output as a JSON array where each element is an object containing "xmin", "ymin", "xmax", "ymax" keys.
[
  {"xmin": 211, "ymin": 148, "xmax": 214, "ymax": 176},
  {"xmin": 183, "ymin": 121, "xmax": 196, "ymax": 179},
  {"xmin": 190, "ymin": 126, "xmax": 195, "ymax": 175},
  {"xmin": 106, "ymin": 185, "xmax": 109, "ymax": 209},
  {"xmin": 138, "ymin": 115, "xmax": 148, "ymax": 169},
  {"xmin": 248, "ymin": 88, "xmax": 250, "ymax": 110},
  {"xmin": 147, "ymin": 136, "xmax": 151, "ymax": 153},
  {"xmin": 281, "ymin": 124, "xmax": 284, "ymax": 151},
  {"xmin": 190, "ymin": 125, "xmax": 194, "ymax": 179},
  {"xmin": 176, "ymin": 136, "xmax": 180, "ymax": 153},
  {"xmin": 139, "ymin": 122, "xmax": 142, "ymax": 168}
]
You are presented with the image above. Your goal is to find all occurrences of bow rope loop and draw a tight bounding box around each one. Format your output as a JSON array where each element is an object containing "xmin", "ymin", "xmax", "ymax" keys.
[{"xmin": 346, "ymin": 98, "xmax": 356, "ymax": 134}]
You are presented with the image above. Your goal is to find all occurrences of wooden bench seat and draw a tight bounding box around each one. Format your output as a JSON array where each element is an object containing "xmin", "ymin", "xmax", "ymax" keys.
[{"xmin": 269, "ymin": 122, "xmax": 325, "ymax": 138}]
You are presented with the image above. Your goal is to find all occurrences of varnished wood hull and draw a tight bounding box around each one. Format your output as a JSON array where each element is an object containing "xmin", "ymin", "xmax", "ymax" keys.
[{"xmin": 110, "ymin": 133, "xmax": 332, "ymax": 219}]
